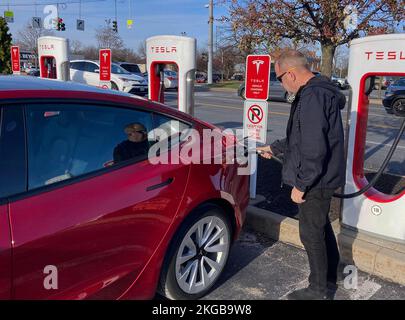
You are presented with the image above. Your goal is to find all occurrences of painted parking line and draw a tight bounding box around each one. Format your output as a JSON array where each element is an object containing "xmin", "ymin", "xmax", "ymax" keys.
[{"xmin": 366, "ymin": 140, "xmax": 405, "ymax": 150}]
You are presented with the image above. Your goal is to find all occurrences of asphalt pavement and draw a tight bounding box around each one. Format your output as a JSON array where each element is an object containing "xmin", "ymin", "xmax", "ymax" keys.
[
  {"xmin": 203, "ymin": 227, "xmax": 405, "ymax": 300},
  {"xmin": 158, "ymin": 88, "xmax": 405, "ymax": 300}
]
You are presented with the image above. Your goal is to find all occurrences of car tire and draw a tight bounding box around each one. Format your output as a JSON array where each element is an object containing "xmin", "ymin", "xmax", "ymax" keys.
[
  {"xmin": 240, "ymin": 88, "xmax": 245, "ymax": 100},
  {"xmin": 393, "ymin": 99, "xmax": 405, "ymax": 116},
  {"xmin": 158, "ymin": 204, "xmax": 232, "ymax": 300},
  {"xmin": 111, "ymin": 82, "xmax": 119, "ymax": 91}
]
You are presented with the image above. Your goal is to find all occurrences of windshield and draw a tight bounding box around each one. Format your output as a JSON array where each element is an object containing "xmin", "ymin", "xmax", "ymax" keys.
[
  {"xmin": 122, "ymin": 64, "xmax": 141, "ymax": 73},
  {"xmin": 111, "ymin": 64, "xmax": 131, "ymax": 75},
  {"xmin": 393, "ymin": 79, "xmax": 405, "ymax": 86}
]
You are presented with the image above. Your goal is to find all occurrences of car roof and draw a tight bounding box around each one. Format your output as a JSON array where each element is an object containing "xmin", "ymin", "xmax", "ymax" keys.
[
  {"xmin": 0, "ymin": 75, "xmax": 128, "ymax": 95},
  {"xmin": 0, "ymin": 75, "xmax": 194, "ymax": 122},
  {"xmin": 71, "ymin": 59, "xmax": 99, "ymax": 64}
]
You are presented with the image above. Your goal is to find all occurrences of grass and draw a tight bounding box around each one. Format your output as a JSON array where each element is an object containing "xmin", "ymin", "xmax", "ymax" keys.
[{"xmin": 206, "ymin": 80, "xmax": 243, "ymax": 90}]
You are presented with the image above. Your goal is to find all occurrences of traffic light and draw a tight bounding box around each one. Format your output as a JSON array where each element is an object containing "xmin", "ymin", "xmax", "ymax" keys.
[
  {"xmin": 112, "ymin": 20, "xmax": 118, "ymax": 33},
  {"xmin": 57, "ymin": 17, "xmax": 65, "ymax": 31}
]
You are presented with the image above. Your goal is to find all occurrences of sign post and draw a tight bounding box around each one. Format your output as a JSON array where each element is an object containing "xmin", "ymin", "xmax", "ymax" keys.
[
  {"xmin": 244, "ymin": 54, "xmax": 271, "ymax": 199},
  {"xmin": 99, "ymin": 49, "xmax": 111, "ymax": 89},
  {"xmin": 11, "ymin": 46, "xmax": 21, "ymax": 75}
]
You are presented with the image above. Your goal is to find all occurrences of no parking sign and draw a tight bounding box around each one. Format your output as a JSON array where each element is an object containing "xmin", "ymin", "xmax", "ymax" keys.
[{"xmin": 243, "ymin": 100, "xmax": 268, "ymax": 144}]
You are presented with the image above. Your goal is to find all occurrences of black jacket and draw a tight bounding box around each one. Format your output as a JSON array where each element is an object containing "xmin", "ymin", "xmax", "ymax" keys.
[
  {"xmin": 113, "ymin": 139, "xmax": 149, "ymax": 163},
  {"xmin": 270, "ymin": 76, "xmax": 346, "ymax": 193}
]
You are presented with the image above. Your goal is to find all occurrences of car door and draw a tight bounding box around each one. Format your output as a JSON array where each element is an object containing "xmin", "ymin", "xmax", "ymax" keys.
[
  {"xmin": 70, "ymin": 62, "xmax": 86, "ymax": 84},
  {"xmin": 9, "ymin": 101, "xmax": 190, "ymax": 299},
  {"xmin": 83, "ymin": 62, "xmax": 100, "ymax": 87},
  {"xmin": 0, "ymin": 105, "xmax": 26, "ymax": 299}
]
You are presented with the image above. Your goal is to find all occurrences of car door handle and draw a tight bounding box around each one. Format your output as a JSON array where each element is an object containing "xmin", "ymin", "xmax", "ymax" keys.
[{"xmin": 146, "ymin": 178, "xmax": 174, "ymax": 191}]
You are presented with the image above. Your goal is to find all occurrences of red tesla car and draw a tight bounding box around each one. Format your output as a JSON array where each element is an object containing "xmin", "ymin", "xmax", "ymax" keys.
[{"xmin": 0, "ymin": 76, "xmax": 249, "ymax": 300}]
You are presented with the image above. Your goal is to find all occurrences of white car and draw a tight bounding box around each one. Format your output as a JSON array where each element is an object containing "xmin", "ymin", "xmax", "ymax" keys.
[
  {"xmin": 69, "ymin": 60, "xmax": 148, "ymax": 96},
  {"xmin": 163, "ymin": 70, "xmax": 178, "ymax": 89}
]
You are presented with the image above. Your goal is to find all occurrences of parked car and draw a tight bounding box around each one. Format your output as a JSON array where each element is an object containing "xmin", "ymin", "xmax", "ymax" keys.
[
  {"xmin": 374, "ymin": 76, "xmax": 397, "ymax": 90},
  {"xmin": 231, "ymin": 73, "xmax": 244, "ymax": 81},
  {"xmin": 383, "ymin": 78, "xmax": 405, "ymax": 115},
  {"xmin": 163, "ymin": 70, "xmax": 178, "ymax": 89},
  {"xmin": 238, "ymin": 71, "xmax": 322, "ymax": 102},
  {"xmin": 27, "ymin": 69, "xmax": 40, "ymax": 77},
  {"xmin": 212, "ymin": 74, "xmax": 222, "ymax": 83},
  {"xmin": 116, "ymin": 62, "xmax": 145, "ymax": 78},
  {"xmin": 196, "ymin": 74, "xmax": 207, "ymax": 83},
  {"xmin": 331, "ymin": 75, "xmax": 349, "ymax": 90},
  {"xmin": 238, "ymin": 71, "xmax": 288, "ymax": 102},
  {"xmin": 69, "ymin": 60, "xmax": 148, "ymax": 96},
  {"xmin": 195, "ymin": 72, "xmax": 207, "ymax": 83},
  {"xmin": 0, "ymin": 75, "xmax": 249, "ymax": 300}
]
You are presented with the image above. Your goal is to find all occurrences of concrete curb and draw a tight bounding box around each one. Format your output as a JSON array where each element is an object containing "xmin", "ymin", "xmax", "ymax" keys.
[{"xmin": 246, "ymin": 202, "xmax": 405, "ymax": 285}]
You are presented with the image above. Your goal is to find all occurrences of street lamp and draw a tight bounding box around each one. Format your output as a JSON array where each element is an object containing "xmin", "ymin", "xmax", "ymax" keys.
[{"xmin": 205, "ymin": 1, "xmax": 213, "ymax": 84}]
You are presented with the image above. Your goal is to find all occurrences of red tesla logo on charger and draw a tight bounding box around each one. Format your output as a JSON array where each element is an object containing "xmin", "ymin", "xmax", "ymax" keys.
[
  {"xmin": 245, "ymin": 55, "xmax": 271, "ymax": 101},
  {"xmin": 11, "ymin": 46, "xmax": 20, "ymax": 73},
  {"xmin": 99, "ymin": 49, "xmax": 111, "ymax": 81},
  {"xmin": 151, "ymin": 46, "xmax": 177, "ymax": 53},
  {"xmin": 365, "ymin": 51, "xmax": 405, "ymax": 60}
]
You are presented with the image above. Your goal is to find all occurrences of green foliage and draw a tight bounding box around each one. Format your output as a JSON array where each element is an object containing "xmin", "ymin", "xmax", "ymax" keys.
[{"xmin": 0, "ymin": 17, "xmax": 13, "ymax": 74}]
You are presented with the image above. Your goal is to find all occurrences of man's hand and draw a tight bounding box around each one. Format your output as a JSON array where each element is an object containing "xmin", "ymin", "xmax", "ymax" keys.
[
  {"xmin": 257, "ymin": 145, "xmax": 273, "ymax": 159},
  {"xmin": 291, "ymin": 187, "xmax": 306, "ymax": 204}
]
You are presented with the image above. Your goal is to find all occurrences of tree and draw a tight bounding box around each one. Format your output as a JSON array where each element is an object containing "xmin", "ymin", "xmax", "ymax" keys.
[
  {"xmin": 0, "ymin": 17, "xmax": 13, "ymax": 74},
  {"xmin": 222, "ymin": 0, "xmax": 404, "ymax": 77},
  {"xmin": 95, "ymin": 25, "xmax": 124, "ymax": 50},
  {"xmin": 16, "ymin": 21, "xmax": 54, "ymax": 57}
]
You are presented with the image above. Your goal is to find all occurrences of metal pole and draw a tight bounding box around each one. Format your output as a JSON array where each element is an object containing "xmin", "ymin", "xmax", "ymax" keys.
[
  {"xmin": 249, "ymin": 153, "xmax": 258, "ymax": 199},
  {"xmin": 207, "ymin": 0, "xmax": 213, "ymax": 84}
]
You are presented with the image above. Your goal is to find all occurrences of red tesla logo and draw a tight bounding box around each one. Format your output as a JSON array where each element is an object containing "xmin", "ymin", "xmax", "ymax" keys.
[
  {"xmin": 151, "ymin": 46, "xmax": 177, "ymax": 54},
  {"xmin": 39, "ymin": 44, "xmax": 55, "ymax": 50},
  {"xmin": 11, "ymin": 46, "xmax": 20, "ymax": 73},
  {"xmin": 364, "ymin": 51, "xmax": 405, "ymax": 60}
]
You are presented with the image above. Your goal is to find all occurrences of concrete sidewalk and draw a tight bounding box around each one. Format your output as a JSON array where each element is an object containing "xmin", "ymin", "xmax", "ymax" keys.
[{"xmin": 247, "ymin": 196, "xmax": 405, "ymax": 286}]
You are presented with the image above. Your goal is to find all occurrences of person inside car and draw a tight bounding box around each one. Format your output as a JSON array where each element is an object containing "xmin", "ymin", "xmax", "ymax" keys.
[{"xmin": 113, "ymin": 123, "xmax": 150, "ymax": 163}]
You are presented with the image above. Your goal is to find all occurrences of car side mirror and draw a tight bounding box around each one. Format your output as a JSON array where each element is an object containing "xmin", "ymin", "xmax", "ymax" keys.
[{"xmin": 94, "ymin": 69, "xmax": 100, "ymax": 73}]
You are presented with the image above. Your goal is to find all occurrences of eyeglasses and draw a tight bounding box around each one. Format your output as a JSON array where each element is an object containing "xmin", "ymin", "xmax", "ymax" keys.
[
  {"xmin": 277, "ymin": 67, "xmax": 297, "ymax": 83},
  {"xmin": 126, "ymin": 130, "xmax": 146, "ymax": 135}
]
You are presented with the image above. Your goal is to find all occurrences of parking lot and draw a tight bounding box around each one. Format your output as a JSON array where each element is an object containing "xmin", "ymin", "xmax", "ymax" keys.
[
  {"xmin": 165, "ymin": 87, "xmax": 405, "ymax": 179},
  {"xmin": 160, "ymin": 87, "xmax": 405, "ymax": 300}
]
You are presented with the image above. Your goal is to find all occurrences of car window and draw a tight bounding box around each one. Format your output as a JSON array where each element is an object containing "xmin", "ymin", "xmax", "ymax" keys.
[
  {"xmin": 394, "ymin": 80, "xmax": 405, "ymax": 86},
  {"xmin": 111, "ymin": 64, "xmax": 131, "ymax": 75},
  {"xmin": 25, "ymin": 104, "xmax": 154, "ymax": 190},
  {"xmin": 0, "ymin": 106, "xmax": 26, "ymax": 198},
  {"xmin": 121, "ymin": 64, "xmax": 141, "ymax": 74},
  {"xmin": 84, "ymin": 62, "xmax": 98, "ymax": 73},
  {"xmin": 70, "ymin": 62, "xmax": 85, "ymax": 71},
  {"xmin": 153, "ymin": 113, "xmax": 191, "ymax": 144}
]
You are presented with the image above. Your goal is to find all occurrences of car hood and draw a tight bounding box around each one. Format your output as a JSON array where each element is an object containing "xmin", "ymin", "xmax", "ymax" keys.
[{"xmin": 114, "ymin": 73, "xmax": 146, "ymax": 82}]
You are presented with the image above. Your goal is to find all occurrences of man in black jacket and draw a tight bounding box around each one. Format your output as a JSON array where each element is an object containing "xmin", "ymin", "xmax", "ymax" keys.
[{"xmin": 257, "ymin": 50, "xmax": 346, "ymax": 300}]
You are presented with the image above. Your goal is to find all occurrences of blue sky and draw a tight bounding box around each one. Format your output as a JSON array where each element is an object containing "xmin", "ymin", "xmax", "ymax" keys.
[{"xmin": 3, "ymin": 0, "xmax": 229, "ymax": 51}]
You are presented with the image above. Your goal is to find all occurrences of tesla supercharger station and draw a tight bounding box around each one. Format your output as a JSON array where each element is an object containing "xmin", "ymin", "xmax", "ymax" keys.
[
  {"xmin": 146, "ymin": 35, "xmax": 196, "ymax": 115},
  {"xmin": 38, "ymin": 36, "xmax": 70, "ymax": 81},
  {"xmin": 342, "ymin": 34, "xmax": 405, "ymax": 242}
]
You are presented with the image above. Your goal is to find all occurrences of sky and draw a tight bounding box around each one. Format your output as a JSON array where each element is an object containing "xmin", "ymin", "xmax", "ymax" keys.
[{"xmin": 3, "ymin": 0, "xmax": 229, "ymax": 51}]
